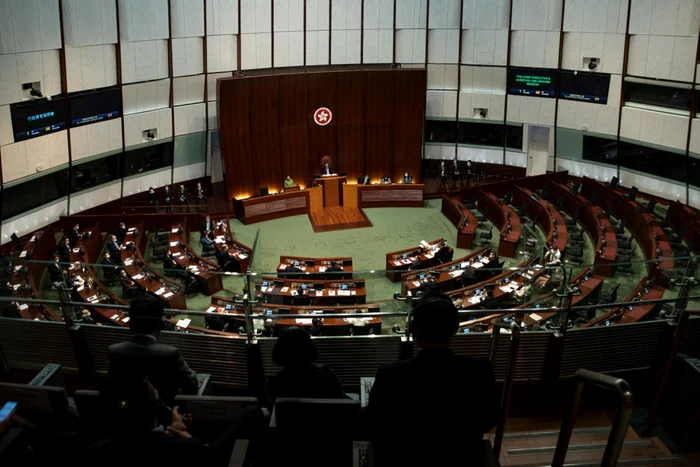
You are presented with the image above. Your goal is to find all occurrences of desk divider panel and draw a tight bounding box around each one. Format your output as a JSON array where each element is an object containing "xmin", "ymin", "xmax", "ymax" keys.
[
  {"xmin": 679, "ymin": 314, "xmax": 700, "ymax": 358},
  {"xmin": 0, "ymin": 318, "xmax": 78, "ymax": 372}
]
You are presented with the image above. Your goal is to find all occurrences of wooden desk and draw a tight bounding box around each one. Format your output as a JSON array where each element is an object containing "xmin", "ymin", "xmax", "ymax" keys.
[
  {"xmin": 400, "ymin": 246, "xmax": 489, "ymax": 295},
  {"xmin": 668, "ymin": 202, "xmax": 700, "ymax": 254},
  {"xmin": 11, "ymin": 230, "xmax": 60, "ymax": 321},
  {"xmin": 582, "ymin": 277, "xmax": 664, "ymax": 327},
  {"xmin": 317, "ymin": 176, "xmax": 346, "ymax": 207},
  {"xmin": 277, "ymin": 255, "xmax": 353, "ymax": 280},
  {"xmin": 441, "ymin": 196, "xmax": 478, "ymax": 249},
  {"xmin": 513, "ymin": 187, "xmax": 568, "ymax": 253},
  {"xmin": 234, "ymin": 190, "xmax": 309, "ymax": 224},
  {"xmin": 121, "ymin": 223, "xmax": 187, "ymax": 309},
  {"xmin": 168, "ymin": 221, "xmax": 223, "ymax": 295},
  {"xmin": 257, "ymin": 276, "xmax": 366, "ymax": 306},
  {"xmin": 477, "ymin": 191, "xmax": 521, "ymax": 258},
  {"xmin": 385, "ymin": 238, "xmax": 450, "ymax": 282},
  {"xmin": 581, "ymin": 178, "xmax": 674, "ymax": 286},
  {"xmin": 358, "ymin": 184, "xmax": 424, "ymax": 208},
  {"xmin": 212, "ymin": 218, "xmax": 251, "ymax": 273},
  {"xmin": 547, "ymin": 182, "xmax": 617, "ymax": 276}
]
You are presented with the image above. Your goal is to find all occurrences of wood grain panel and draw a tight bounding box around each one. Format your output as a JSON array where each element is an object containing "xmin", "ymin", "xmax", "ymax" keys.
[
  {"xmin": 366, "ymin": 71, "xmax": 395, "ymax": 179},
  {"xmin": 336, "ymin": 72, "xmax": 366, "ymax": 181},
  {"xmin": 250, "ymin": 76, "xmax": 283, "ymax": 193},
  {"xmin": 394, "ymin": 70, "xmax": 426, "ymax": 182},
  {"xmin": 307, "ymin": 73, "xmax": 338, "ymax": 175},
  {"xmin": 279, "ymin": 74, "xmax": 310, "ymax": 187},
  {"xmin": 218, "ymin": 78, "xmax": 255, "ymax": 200}
]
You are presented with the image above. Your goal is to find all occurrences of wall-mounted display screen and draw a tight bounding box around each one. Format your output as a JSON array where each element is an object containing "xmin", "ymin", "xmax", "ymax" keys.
[
  {"xmin": 69, "ymin": 87, "xmax": 121, "ymax": 126},
  {"xmin": 10, "ymin": 98, "xmax": 67, "ymax": 142},
  {"xmin": 560, "ymin": 71, "xmax": 611, "ymax": 104},
  {"xmin": 507, "ymin": 68, "xmax": 557, "ymax": 97}
]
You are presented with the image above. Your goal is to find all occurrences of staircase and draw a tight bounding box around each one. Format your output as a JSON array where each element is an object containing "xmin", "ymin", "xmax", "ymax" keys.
[{"xmin": 492, "ymin": 426, "xmax": 698, "ymax": 466}]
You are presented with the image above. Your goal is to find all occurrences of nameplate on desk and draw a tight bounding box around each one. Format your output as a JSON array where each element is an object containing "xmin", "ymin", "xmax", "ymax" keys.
[
  {"xmin": 412, "ymin": 281, "xmax": 421, "ymax": 287},
  {"xmin": 176, "ymin": 318, "xmax": 191, "ymax": 328},
  {"xmin": 171, "ymin": 228, "xmax": 178, "ymax": 233},
  {"xmin": 316, "ymin": 290, "xmax": 323, "ymax": 296},
  {"xmin": 206, "ymin": 306, "xmax": 217, "ymax": 313},
  {"xmin": 280, "ymin": 287, "xmax": 289, "ymax": 293},
  {"xmin": 295, "ymin": 318, "xmax": 313, "ymax": 324},
  {"xmin": 318, "ymin": 266, "xmax": 327, "ymax": 272},
  {"xmin": 328, "ymin": 290, "xmax": 336, "ymax": 296},
  {"xmin": 87, "ymin": 295, "xmax": 98, "ymax": 302},
  {"xmin": 155, "ymin": 288, "xmax": 165, "ymax": 295},
  {"xmin": 110, "ymin": 314, "xmax": 119, "ymax": 321},
  {"xmin": 72, "ymin": 248, "xmax": 80, "ymax": 253},
  {"xmin": 449, "ymin": 270, "xmax": 464, "ymax": 277},
  {"xmin": 172, "ymin": 252, "xmax": 181, "ymax": 257},
  {"xmin": 163, "ymin": 292, "xmax": 174, "ymax": 298},
  {"xmin": 122, "ymin": 317, "xmax": 130, "ymax": 323},
  {"xmin": 124, "ymin": 259, "xmax": 133, "ymax": 266},
  {"xmin": 19, "ymin": 251, "xmax": 27, "ymax": 258},
  {"xmin": 393, "ymin": 261, "xmax": 402, "ymax": 267},
  {"xmin": 169, "ymin": 241, "xmax": 178, "ymax": 246},
  {"xmin": 530, "ymin": 313, "xmax": 543, "ymax": 322}
]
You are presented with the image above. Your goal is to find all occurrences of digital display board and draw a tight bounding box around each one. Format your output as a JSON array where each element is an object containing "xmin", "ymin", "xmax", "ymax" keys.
[
  {"xmin": 559, "ymin": 71, "xmax": 611, "ymax": 104},
  {"xmin": 11, "ymin": 98, "xmax": 67, "ymax": 142},
  {"xmin": 69, "ymin": 87, "xmax": 121, "ymax": 126},
  {"xmin": 508, "ymin": 68, "xmax": 557, "ymax": 97}
]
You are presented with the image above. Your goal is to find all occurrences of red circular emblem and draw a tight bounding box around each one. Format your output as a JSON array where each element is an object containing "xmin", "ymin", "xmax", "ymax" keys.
[{"xmin": 313, "ymin": 107, "xmax": 332, "ymax": 126}]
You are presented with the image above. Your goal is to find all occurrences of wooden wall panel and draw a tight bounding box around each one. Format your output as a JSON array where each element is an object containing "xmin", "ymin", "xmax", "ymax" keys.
[
  {"xmin": 336, "ymin": 72, "xmax": 366, "ymax": 182},
  {"xmin": 365, "ymin": 71, "xmax": 395, "ymax": 180},
  {"xmin": 250, "ymin": 76, "xmax": 283, "ymax": 193},
  {"xmin": 394, "ymin": 70, "xmax": 426, "ymax": 182},
  {"xmin": 218, "ymin": 68, "xmax": 426, "ymax": 203},
  {"xmin": 218, "ymin": 78, "xmax": 256, "ymax": 200},
  {"xmin": 279, "ymin": 74, "xmax": 310, "ymax": 188},
  {"xmin": 307, "ymin": 73, "xmax": 338, "ymax": 176}
]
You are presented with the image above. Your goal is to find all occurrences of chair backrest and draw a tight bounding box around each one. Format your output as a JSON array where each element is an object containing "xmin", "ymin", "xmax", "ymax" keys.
[
  {"xmin": 174, "ymin": 395, "xmax": 259, "ymax": 426},
  {"xmin": 272, "ymin": 397, "xmax": 361, "ymax": 434},
  {"xmin": 0, "ymin": 383, "xmax": 69, "ymax": 419},
  {"xmin": 73, "ymin": 389, "xmax": 103, "ymax": 430}
]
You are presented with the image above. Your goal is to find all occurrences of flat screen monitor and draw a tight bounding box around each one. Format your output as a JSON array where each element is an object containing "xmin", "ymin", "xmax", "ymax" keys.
[
  {"xmin": 69, "ymin": 87, "xmax": 121, "ymax": 126},
  {"xmin": 507, "ymin": 68, "xmax": 557, "ymax": 98},
  {"xmin": 11, "ymin": 97, "xmax": 67, "ymax": 142},
  {"xmin": 559, "ymin": 70, "xmax": 610, "ymax": 104}
]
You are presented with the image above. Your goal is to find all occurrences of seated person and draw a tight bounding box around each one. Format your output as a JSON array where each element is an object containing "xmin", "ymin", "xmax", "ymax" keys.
[
  {"xmin": 513, "ymin": 277, "xmax": 533, "ymax": 303},
  {"xmin": 58, "ymin": 236, "xmax": 72, "ymax": 263},
  {"xmin": 542, "ymin": 267, "xmax": 564, "ymax": 291},
  {"xmin": 367, "ymin": 294, "xmax": 497, "ymax": 466},
  {"xmin": 79, "ymin": 309, "xmax": 98, "ymax": 325},
  {"xmin": 67, "ymin": 223, "xmax": 82, "ymax": 245},
  {"xmin": 163, "ymin": 250, "xmax": 182, "ymax": 273},
  {"xmin": 120, "ymin": 270, "xmax": 140, "ymax": 298},
  {"xmin": 267, "ymin": 326, "xmax": 345, "ymax": 403},
  {"xmin": 200, "ymin": 229, "xmax": 214, "ymax": 247},
  {"xmin": 283, "ymin": 261, "xmax": 302, "ymax": 279},
  {"xmin": 380, "ymin": 174, "xmax": 391, "ymax": 184},
  {"xmin": 200, "ymin": 215, "xmax": 214, "ymax": 234},
  {"xmin": 107, "ymin": 235, "xmax": 122, "ymax": 262},
  {"xmin": 291, "ymin": 287, "xmax": 312, "ymax": 307},
  {"xmin": 115, "ymin": 222, "xmax": 127, "ymax": 243},
  {"xmin": 216, "ymin": 245, "xmax": 233, "ymax": 269},
  {"xmin": 544, "ymin": 244, "xmax": 562, "ymax": 266},
  {"xmin": 402, "ymin": 172, "xmax": 413, "ymax": 184},
  {"xmin": 435, "ymin": 242, "xmax": 452, "ymax": 263},
  {"xmin": 324, "ymin": 260, "xmax": 342, "ymax": 279},
  {"xmin": 284, "ymin": 175, "xmax": 295, "ymax": 189},
  {"xmin": 321, "ymin": 162, "xmax": 332, "ymax": 175},
  {"xmin": 103, "ymin": 251, "xmax": 120, "ymax": 269},
  {"xmin": 48, "ymin": 255, "xmax": 66, "ymax": 288},
  {"xmin": 361, "ymin": 174, "xmax": 370, "ymax": 185}
]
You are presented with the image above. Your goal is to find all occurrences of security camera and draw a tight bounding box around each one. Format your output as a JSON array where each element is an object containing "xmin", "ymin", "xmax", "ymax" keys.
[{"xmin": 588, "ymin": 58, "xmax": 598, "ymax": 70}]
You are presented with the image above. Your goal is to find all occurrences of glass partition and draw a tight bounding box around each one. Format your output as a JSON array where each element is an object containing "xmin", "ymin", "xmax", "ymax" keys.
[{"xmin": 70, "ymin": 153, "xmax": 122, "ymax": 193}]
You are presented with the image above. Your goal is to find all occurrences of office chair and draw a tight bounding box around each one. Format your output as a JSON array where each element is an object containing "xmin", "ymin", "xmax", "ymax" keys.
[
  {"xmin": 479, "ymin": 227, "xmax": 493, "ymax": 241},
  {"xmin": 665, "ymin": 225, "xmax": 685, "ymax": 245},
  {"xmin": 614, "ymin": 219, "xmax": 627, "ymax": 236},
  {"xmin": 564, "ymin": 208, "xmax": 580, "ymax": 226}
]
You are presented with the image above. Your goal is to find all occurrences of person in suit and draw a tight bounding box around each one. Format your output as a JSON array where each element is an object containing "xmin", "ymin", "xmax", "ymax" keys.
[
  {"xmin": 163, "ymin": 185, "xmax": 173, "ymax": 213},
  {"xmin": 108, "ymin": 299, "xmax": 199, "ymax": 404},
  {"xmin": 291, "ymin": 288, "xmax": 313, "ymax": 307},
  {"xmin": 284, "ymin": 262, "xmax": 302, "ymax": 279},
  {"xmin": 367, "ymin": 294, "xmax": 497, "ymax": 466},
  {"xmin": 402, "ymin": 172, "xmax": 413, "ymax": 184},
  {"xmin": 200, "ymin": 215, "xmax": 214, "ymax": 235},
  {"xmin": 120, "ymin": 270, "xmax": 140, "ymax": 299},
  {"xmin": 200, "ymin": 229, "xmax": 214, "ymax": 247},
  {"xmin": 102, "ymin": 252, "xmax": 121, "ymax": 278},
  {"xmin": 435, "ymin": 242, "xmax": 452, "ymax": 263},
  {"xmin": 267, "ymin": 326, "xmax": 345, "ymax": 404},
  {"xmin": 107, "ymin": 235, "xmax": 122, "ymax": 263},
  {"xmin": 58, "ymin": 237, "xmax": 72, "ymax": 263},
  {"xmin": 115, "ymin": 222, "xmax": 127, "ymax": 243},
  {"xmin": 195, "ymin": 182, "xmax": 206, "ymax": 205},
  {"xmin": 545, "ymin": 244, "xmax": 562, "ymax": 265},
  {"xmin": 451, "ymin": 159, "xmax": 461, "ymax": 185},
  {"xmin": 362, "ymin": 174, "xmax": 370, "ymax": 185},
  {"xmin": 321, "ymin": 162, "xmax": 332, "ymax": 175},
  {"xmin": 163, "ymin": 250, "xmax": 182, "ymax": 274},
  {"xmin": 48, "ymin": 255, "xmax": 65, "ymax": 288},
  {"xmin": 148, "ymin": 186, "xmax": 157, "ymax": 212},
  {"xmin": 438, "ymin": 161, "xmax": 447, "ymax": 187},
  {"xmin": 380, "ymin": 174, "xmax": 391, "ymax": 184},
  {"xmin": 325, "ymin": 261, "xmax": 342, "ymax": 280},
  {"xmin": 67, "ymin": 223, "xmax": 81, "ymax": 246},
  {"xmin": 216, "ymin": 245, "xmax": 232, "ymax": 270},
  {"xmin": 488, "ymin": 251, "xmax": 501, "ymax": 277},
  {"xmin": 284, "ymin": 175, "xmax": 295, "ymax": 189},
  {"xmin": 177, "ymin": 185, "xmax": 189, "ymax": 213}
]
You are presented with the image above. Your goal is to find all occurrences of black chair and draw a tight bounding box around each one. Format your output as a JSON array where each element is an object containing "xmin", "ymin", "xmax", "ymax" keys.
[
  {"xmin": 564, "ymin": 208, "xmax": 580, "ymax": 226},
  {"xmin": 614, "ymin": 219, "xmax": 627, "ymax": 235},
  {"xmin": 592, "ymin": 283, "xmax": 620, "ymax": 305},
  {"xmin": 480, "ymin": 227, "xmax": 493, "ymax": 241},
  {"xmin": 665, "ymin": 225, "xmax": 685, "ymax": 244},
  {"xmin": 617, "ymin": 236, "xmax": 633, "ymax": 250}
]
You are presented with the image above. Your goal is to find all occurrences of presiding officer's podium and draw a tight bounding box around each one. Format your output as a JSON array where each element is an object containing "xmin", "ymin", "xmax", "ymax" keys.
[{"xmin": 317, "ymin": 175, "xmax": 346, "ymax": 207}]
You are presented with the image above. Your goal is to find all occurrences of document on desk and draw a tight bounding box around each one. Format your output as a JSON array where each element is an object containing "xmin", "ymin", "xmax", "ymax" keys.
[
  {"xmin": 163, "ymin": 292, "xmax": 174, "ymax": 298},
  {"xmin": 110, "ymin": 314, "xmax": 119, "ymax": 321},
  {"xmin": 76, "ymin": 285, "xmax": 84, "ymax": 292},
  {"xmin": 278, "ymin": 264, "xmax": 287, "ymax": 269},
  {"xmin": 132, "ymin": 274, "xmax": 144, "ymax": 280},
  {"xmin": 18, "ymin": 304, "xmax": 29, "ymax": 311},
  {"xmin": 73, "ymin": 248, "xmax": 80, "ymax": 253},
  {"xmin": 124, "ymin": 259, "xmax": 133, "ymax": 266},
  {"xmin": 155, "ymin": 288, "xmax": 165, "ymax": 296},
  {"xmin": 171, "ymin": 228, "xmax": 178, "ymax": 233},
  {"xmin": 172, "ymin": 252, "xmax": 181, "ymax": 257},
  {"xmin": 316, "ymin": 290, "xmax": 323, "ymax": 296},
  {"xmin": 413, "ymin": 281, "xmax": 421, "ymax": 287},
  {"xmin": 206, "ymin": 306, "xmax": 217, "ymax": 313},
  {"xmin": 530, "ymin": 313, "xmax": 543, "ymax": 322},
  {"xmin": 449, "ymin": 270, "xmax": 464, "ymax": 277},
  {"xmin": 19, "ymin": 251, "xmax": 27, "ymax": 258},
  {"xmin": 394, "ymin": 261, "xmax": 402, "ymax": 266},
  {"xmin": 238, "ymin": 254, "xmax": 248, "ymax": 259},
  {"xmin": 295, "ymin": 318, "xmax": 313, "ymax": 324},
  {"xmin": 176, "ymin": 318, "xmax": 191, "ymax": 328},
  {"xmin": 328, "ymin": 290, "xmax": 336, "ymax": 296},
  {"xmin": 281, "ymin": 287, "xmax": 289, "ymax": 293},
  {"xmin": 318, "ymin": 266, "xmax": 327, "ymax": 272},
  {"xmin": 499, "ymin": 286, "xmax": 512, "ymax": 293},
  {"xmin": 468, "ymin": 296, "xmax": 481, "ymax": 304},
  {"xmin": 482, "ymin": 258, "xmax": 490, "ymax": 264},
  {"xmin": 260, "ymin": 286, "xmax": 268, "ymax": 293},
  {"xmin": 169, "ymin": 241, "xmax": 178, "ymax": 246},
  {"xmin": 473, "ymin": 262, "xmax": 483, "ymax": 268},
  {"xmin": 122, "ymin": 317, "xmax": 130, "ymax": 323}
]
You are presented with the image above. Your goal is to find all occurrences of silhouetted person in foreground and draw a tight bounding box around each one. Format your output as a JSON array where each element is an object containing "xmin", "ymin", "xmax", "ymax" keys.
[
  {"xmin": 267, "ymin": 326, "xmax": 345, "ymax": 405},
  {"xmin": 367, "ymin": 294, "xmax": 498, "ymax": 466}
]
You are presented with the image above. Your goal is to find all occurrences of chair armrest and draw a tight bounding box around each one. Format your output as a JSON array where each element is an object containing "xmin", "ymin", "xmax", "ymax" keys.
[
  {"xmin": 196, "ymin": 374, "xmax": 212, "ymax": 396},
  {"xmin": 228, "ymin": 439, "xmax": 250, "ymax": 467}
]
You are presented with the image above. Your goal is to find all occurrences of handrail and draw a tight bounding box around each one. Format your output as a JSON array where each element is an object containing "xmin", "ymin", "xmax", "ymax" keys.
[
  {"xmin": 552, "ymin": 369, "xmax": 634, "ymax": 467},
  {"xmin": 489, "ymin": 321, "xmax": 521, "ymax": 459}
]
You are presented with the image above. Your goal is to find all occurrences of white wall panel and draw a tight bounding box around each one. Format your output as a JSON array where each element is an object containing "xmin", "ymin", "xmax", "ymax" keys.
[
  {"xmin": 171, "ymin": 0, "xmax": 205, "ymax": 38},
  {"xmin": 274, "ymin": 32, "xmax": 305, "ymax": 67},
  {"xmin": 428, "ymin": 0, "xmax": 461, "ymax": 29},
  {"xmin": 0, "ymin": 50, "xmax": 62, "ymax": 105},
  {"xmin": 207, "ymin": 72, "xmax": 232, "ymax": 101},
  {"xmin": 510, "ymin": 30, "xmax": 560, "ymax": 68},
  {"xmin": 173, "ymin": 162, "xmax": 206, "ymax": 183},
  {"xmin": 241, "ymin": 33, "xmax": 272, "ymax": 69},
  {"xmin": 274, "ymin": 0, "xmax": 304, "ymax": 32},
  {"xmin": 461, "ymin": 29, "xmax": 509, "ymax": 65},
  {"xmin": 122, "ymin": 79, "xmax": 171, "ymax": 115},
  {"xmin": 458, "ymin": 147, "xmax": 504, "ymax": 164},
  {"xmin": 1, "ymin": 131, "xmax": 68, "ymax": 183},
  {"xmin": 68, "ymin": 181, "xmax": 122, "ymax": 215},
  {"xmin": 507, "ymin": 95, "xmax": 555, "ymax": 125},
  {"xmin": 426, "ymin": 90, "xmax": 457, "ymax": 118},
  {"xmin": 331, "ymin": 30, "xmax": 362, "ymax": 65},
  {"xmin": 0, "ymin": 54, "xmax": 21, "ymax": 105},
  {"xmin": 512, "ymin": 0, "xmax": 563, "ymax": 31},
  {"xmin": 62, "ymin": 0, "xmax": 118, "ymax": 47},
  {"xmin": 118, "ymin": 0, "xmax": 169, "ymax": 42},
  {"xmin": 306, "ymin": 0, "xmax": 330, "ymax": 30},
  {"xmin": 463, "ymin": 0, "xmax": 510, "ymax": 30},
  {"xmin": 561, "ymin": 32, "xmax": 624, "ymax": 73},
  {"xmin": 174, "ymin": 103, "xmax": 207, "ymax": 136},
  {"xmin": 363, "ymin": 29, "xmax": 394, "ymax": 63},
  {"xmin": 1, "ymin": 199, "xmax": 67, "ymax": 244},
  {"xmin": 241, "ymin": 0, "xmax": 272, "ymax": 34},
  {"xmin": 428, "ymin": 64, "xmax": 459, "ymax": 90},
  {"xmin": 0, "ymin": 105, "xmax": 12, "ymax": 146},
  {"xmin": 0, "ymin": 0, "xmax": 62, "ymax": 54},
  {"xmin": 505, "ymin": 150, "xmax": 527, "ymax": 167},
  {"xmin": 428, "ymin": 29, "xmax": 460, "ymax": 63},
  {"xmin": 173, "ymin": 75, "xmax": 205, "ymax": 106},
  {"xmin": 207, "ymin": 102, "xmax": 218, "ymax": 129},
  {"xmin": 690, "ymin": 186, "xmax": 700, "ymax": 209},
  {"xmin": 424, "ymin": 143, "xmax": 455, "ymax": 160},
  {"xmin": 123, "ymin": 108, "xmax": 173, "ymax": 147},
  {"xmin": 172, "ymin": 37, "xmax": 204, "ymax": 77},
  {"xmin": 556, "ymin": 74, "xmax": 621, "ymax": 136},
  {"xmin": 206, "ymin": 35, "xmax": 238, "ymax": 72},
  {"xmin": 120, "ymin": 40, "xmax": 169, "ymax": 84},
  {"xmin": 206, "ymin": 0, "xmax": 239, "ymax": 35},
  {"xmin": 70, "ymin": 119, "xmax": 122, "ymax": 162},
  {"xmin": 396, "ymin": 0, "xmax": 428, "ymax": 28},
  {"xmin": 619, "ymin": 169, "xmax": 687, "ymax": 202},
  {"xmin": 331, "ymin": 0, "xmax": 363, "ymax": 30},
  {"xmin": 306, "ymin": 30, "xmax": 330, "ymax": 65},
  {"xmin": 395, "ymin": 29, "xmax": 427, "ymax": 63},
  {"xmin": 64, "ymin": 45, "xmax": 118, "ymax": 92},
  {"xmin": 122, "ymin": 167, "xmax": 172, "ymax": 196},
  {"xmin": 364, "ymin": 0, "xmax": 394, "ymax": 29},
  {"xmin": 690, "ymin": 118, "xmax": 700, "ymax": 154},
  {"xmin": 620, "ymin": 106, "xmax": 689, "ymax": 151}
]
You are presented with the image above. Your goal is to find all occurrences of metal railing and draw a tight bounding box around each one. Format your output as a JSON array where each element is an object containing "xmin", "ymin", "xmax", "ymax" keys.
[
  {"xmin": 552, "ymin": 369, "xmax": 634, "ymax": 467},
  {"xmin": 489, "ymin": 321, "xmax": 521, "ymax": 459}
]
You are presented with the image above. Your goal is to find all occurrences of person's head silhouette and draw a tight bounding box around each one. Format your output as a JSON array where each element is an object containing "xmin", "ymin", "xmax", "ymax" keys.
[
  {"xmin": 273, "ymin": 326, "xmax": 318, "ymax": 368},
  {"xmin": 410, "ymin": 294, "xmax": 459, "ymax": 348}
]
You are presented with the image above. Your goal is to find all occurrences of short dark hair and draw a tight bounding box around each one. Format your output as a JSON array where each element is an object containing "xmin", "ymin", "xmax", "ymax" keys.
[
  {"xmin": 272, "ymin": 326, "xmax": 318, "ymax": 367},
  {"xmin": 411, "ymin": 294, "xmax": 459, "ymax": 345},
  {"xmin": 129, "ymin": 298, "xmax": 164, "ymax": 334},
  {"xmin": 330, "ymin": 261, "xmax": 337, "ymax": 267}
]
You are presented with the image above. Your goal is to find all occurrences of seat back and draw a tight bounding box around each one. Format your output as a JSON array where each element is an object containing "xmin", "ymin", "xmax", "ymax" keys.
[
  {"xmin": 272, "ymin": 397, "xmax": 361, "ymax": 434},
  {"xmin": 0, "ymin": 383, "xmax": 69, "ymax": 426},
  {"xmin": 73, "ymin": 389, "xmax": 103, "ymax": 431}
]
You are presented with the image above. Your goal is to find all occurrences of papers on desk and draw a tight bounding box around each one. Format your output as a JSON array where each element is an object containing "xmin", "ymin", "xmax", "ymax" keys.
[
  {"xmin": 238, "ymin": 254, "xmax": 248, "ymax": 259},
  {"xmin": 260, "ymin": 286, "xmax": 268, "ymax": 293},
  {"xmin": 419, "ymin": 240, "xmax": 430, "ymax": 249},
  {"xmin": 295, "ymin": 318, "xmax": 313, "ymax": 324},
  {"xmin": 299, "ymin": 267, "xmax": 306, "ymax": 271},
  {"xmin": 530, "ymin": 313, "xmax": 543, "ymax": 322},
  {"xmin": 402, "ymin": 259, "xmax": 412, "ymax": 265},
  {"xmin": 110, "ymin": 314, "xmax": 119, "ymax": 321},
  {"xmin": 318, "ymin": 266, "xmax": 327, "ymax": 272},
  {"xmin": 280, "ymin": 287, "xmax": 289, "ymax": 293},
  {"xmin": 394, "ymin": 261, "xmax": 402, "ymax": 267},
  {"xmin": 13, "ymin": 265, "xmax": 21, "ymax": 272},
  {"xmin": 155, "ymin": 287, "xmax": 165, "ymax": 296},
  {"xmin": 316, "ymin": 290, "xmax": 323, "ymax": 296},
  {"xmin": 449, "ymin": 270, "xmax": 464, "ymax": 277},
  {"xmin": 124, "ymin": 259, "xmax": 133, "ymax": 266},
  {"xmin": 18, "ymin": 304, "xmax": 29, "ymax": 311},
  {"xmin": 328, "ymin": 290, "xmax": 336, "ymax": 296},
  {"xmin": 338, "ymin": 290, "xmax": 351, "ymax": 296},
  {"xmin": 206, "ymin": 306, "xmax": 217, "ymax": 313},
  {"xmin": 122, "ymin": 317, "xmax": 130, "ymax": 323},
  {"xmin": 30, "ymin": 236, "xmax": 36, "ymax": 242},
  {"xmin": 424, "ymin": 253, "xmax": 434, "ymax": 259},
  {"xmin": 473, "ymin": 262, "xmax": 484, "ymax": 268},
  {"xmin": 278, "ymin": 264, "xmax": 287, "ymax": 269},
  {"xmin": 72, "ymin": 248, "xmax": 80, "ymax": 253},
  {"xmin": 499, "ymin": 286, "xmax": 513, "ymax": 293},
  {"xmin": 290, "ymin": 290, "xmax": 298, "ymax": 296},
  {"xmin": 188, "ymin": 265, "xmax": 198, "ymax": 270},
  {"xmin": 127, "ymin": 228, "xmax": 136, "ymax": 233},
  {"xmin": 19, "ymin": 251, "xmax": 27, "ymax": 258},
  {"xmin": 171, "ymin": 228, "xmax": 178, "ymax": 233},
  {"xmin": 132, "ymin": 274, "xmax": 144, "ymax": 280},
  {"xmin": 172, "ymin": 252, "xmax": 181, "ymax": 257},
  {"xmin": 12, "ymin": 283, "xmax": 20, "ymax": 291},
  {"xmin": 412, "ymin": 281, "xmax": 421, "ymax": 287},
  {"xmin": 467, "ymin": 296, "xmax": 482, "ymax": 305},
  {"xmin": 87, "ymin": 295, "xmax": 98, "ymax": 303},
  {"xmin": 163, "ymin": 292, "xmax": 174, "ymax": 298},
  {"xmin": 481, "ymin": 258, "xmax": 490, "ymax": 264},
  {"xmin": 499, "ymin": 328, "xmax": 512, "ymax": 334},
  {"xmin": 176, "ymin": 318, "xmax": 191, "ymax": 328},
  {"xmin": 169, "ymin": 241, "xmax": 178, "ymax": 247},
  {"xmin": 76, "ymin": 285, "xmax": 85, "ymax": 292}
]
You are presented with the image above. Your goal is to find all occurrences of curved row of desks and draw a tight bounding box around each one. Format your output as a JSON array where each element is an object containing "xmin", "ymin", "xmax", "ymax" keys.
[
  {"xmin": 582, "ymin": 277, "xmax": 665, "ymax": 327},
  {"xmin": 277, "ymin": 255, "xmax": 353, "ymax": 279},
  {"xmin": 385, "ymin": 238, "xmax": 450, "ymax": 282},
  {"xmin": 212, "ymin": 218, "xmax": 251, "ymax": 273},
  {"xmin": 513, "ymin": 186, "xmax": 568, "ymax": 253},
  {"xmin": 400, "ymin": 246, "xmax": 490, "ymax": 295},
  {"xmin": 477, "ymin": 190, "xmax": 520, "ymax": 258},
  {"xmin": 256, "ymin": 276, "xmax": 366, "ymax": 306},
  {"xmin": 441, "ymin": 197, "xmax": 478, "ymax": 249},
  {"xmin": 168, "ymin": 220, "xmax": 223, "ymax": 295}
]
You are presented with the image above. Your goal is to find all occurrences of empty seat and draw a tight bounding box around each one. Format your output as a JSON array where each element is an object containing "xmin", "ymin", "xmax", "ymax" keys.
[{"xmin": 480, "ymin": 227, "xmax": 493, "ymax": 241}]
